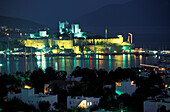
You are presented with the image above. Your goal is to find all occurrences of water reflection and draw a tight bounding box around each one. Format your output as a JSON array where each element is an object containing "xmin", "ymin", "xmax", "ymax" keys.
[
  {"xmin": 128, "ymin": 54, "xmax": 131, "ymax": 68},
  {"xmin": 109, "ymin": 55, "xmax": 111, "ymax": 71},
  {"xmin": 0, "ymin": 54, "xmax": 158, "ymax": 75},
  {"xmin": 134, "ymin": 55, "xmax": 136, "ymax": 68},
  {"xmin": 73, "ymin": 57, "xmax": 76, "ymax": 70},
  {"xmin": 55, "ymin": 62, "xmax": 58, "ymax": 71},
  {"xmin": 123, "ymin": 54, "xmax": 127, "ymax": 68},
  {"xmin": 96, "ymin": 55, "xmax": 99, "ymax": 70},
  {"xmin": 114, "ymin": 55, "xmax": 123, "ymax": 68},
  {"xmin": 140, "ymin": 55, "xmax": 142, "ymax": 64},
  {"xmin": 37, "ymin": 56, "xmax": 41, "ymax": 68},
  {"xmin": 7, "ymin": 57, "xmax": 10, "ymax": 74},
  {"xmin": 90, "ymin": 56, "xmax": 92, "ymax": 69},
  {"xmin": 62, "ymin": 56, "xmax": 65, "ymax": 71},
  {"xmin": 15, "ymin": 58, "xmax": 19, "ymax": 71}
]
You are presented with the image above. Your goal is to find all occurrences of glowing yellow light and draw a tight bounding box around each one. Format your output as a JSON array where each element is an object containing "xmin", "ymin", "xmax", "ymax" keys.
[
  {"xmin": 159, "ymin": 68, "xmax": 165, "ymax": 71},
  {"xmin": 116, "ymin": 82, "xmax": 121, "ymax": 86},
  {"xmin": 140, "ymin": 64, "xmax": 159, "ymax": 68},
  {"xmin": 128, "ymin": 33, "xmax": 133, "ymax": 43},
  {"xmin": 165, "ymin": 84, "xmax": 168, "ymax": 88},
  {"xmin": 131, "ymin": 81, "xmax": 135, "ymax": 85},
  {"xmin": 35, "ymin": 52, "xmax": 41, "ymax": 55},
  {"xmin": 52, "ymin": 49, "xmax": 58, "ymax": 53},
  {"xmin": 78, "ymin": 100, "xmax": 87, "ymax": 109},
  {"xmin": 24, "ymin": 85, "xmax": 31, "ymax": 89},
  {"xmin": 59, "ymin": 36, "xmax": 62, "ymax": 39},
  {"xmin": 49, "ymin": 89, "xmax": 51, "ymax": 91}
]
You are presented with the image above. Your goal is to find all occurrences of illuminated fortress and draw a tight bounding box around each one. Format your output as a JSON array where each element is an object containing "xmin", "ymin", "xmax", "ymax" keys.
[{"xmin": 24, "ymin": 21, "xmax": 133, "ymax": 54}]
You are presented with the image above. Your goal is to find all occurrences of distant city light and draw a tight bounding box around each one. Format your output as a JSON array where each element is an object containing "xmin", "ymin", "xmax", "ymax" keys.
[{"xmin": 140, "ymin": 64, "xmax": 159, "ymax": 68}]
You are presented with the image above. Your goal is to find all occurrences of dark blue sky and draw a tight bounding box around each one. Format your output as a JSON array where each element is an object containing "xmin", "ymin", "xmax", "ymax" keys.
[
  {"xmin": 1, "ymin": 0, "xmax": 170, "ymax": 49},
  {"xmin": 0, "ymin": 0, "xmax": 131, "ymax": 26}
]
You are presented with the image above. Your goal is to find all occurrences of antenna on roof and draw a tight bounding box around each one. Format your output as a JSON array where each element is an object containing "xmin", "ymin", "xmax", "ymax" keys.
[{"xmin": 105, "ymin": 29, "xmax": 107, "ymax": 39}]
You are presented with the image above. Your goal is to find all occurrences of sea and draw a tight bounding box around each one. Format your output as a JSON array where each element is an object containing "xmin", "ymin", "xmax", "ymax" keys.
[{"xmin": 0, "ymin": 54, "xmax": 159, "ymax": 75}]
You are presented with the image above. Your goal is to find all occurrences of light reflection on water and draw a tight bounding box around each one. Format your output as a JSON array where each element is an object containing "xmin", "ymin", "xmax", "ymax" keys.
[{"xmin": 0, "ymin": 54, "xmax": 158, "ymax": 75}]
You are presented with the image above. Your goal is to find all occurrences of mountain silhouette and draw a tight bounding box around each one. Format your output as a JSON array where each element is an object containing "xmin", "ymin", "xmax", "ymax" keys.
[
  {"xmin": 0, "ymin": 16, "xmax": 45, "ymax": 32},
  {"xmin": 75, "ymin": 0, "xmax": 170, "ymax": 27}
]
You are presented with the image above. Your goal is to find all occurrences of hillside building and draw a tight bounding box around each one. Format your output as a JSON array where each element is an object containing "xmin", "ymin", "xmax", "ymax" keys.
[
  {"xmin": 30, "ymin": 30, "xmax": 49, "ymax": 38},
  {"xmin": 115, "ymin": 79, "xmax": 137, "ymax": 95},
  {"xmin": 144, "ymin": 92, "xmax": 170, "ymax": 112},
  {"xmin": 8, "ymin": 87, "xmax": 58, "ymax": 110},
  {"xmin": 67, "ymin": 96, "xmax": 100, "ymax": 109}
]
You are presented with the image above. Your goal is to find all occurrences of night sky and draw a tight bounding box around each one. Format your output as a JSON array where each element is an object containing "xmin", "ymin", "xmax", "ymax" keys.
[{"xmin": 0, "ymin": 0, "xmax": 131, "ymax": 26}]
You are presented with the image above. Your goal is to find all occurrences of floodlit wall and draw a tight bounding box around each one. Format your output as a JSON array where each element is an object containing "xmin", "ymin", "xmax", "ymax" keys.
[
  {"xmin": 53, "ymin": 39, "xmax": 73, "ymax": 49},
  {"xmin": 74, "ymin": 35, "xmax": 124, "ymax": 45},
  {"xmin": 24, "ymin": 38, "xmax": 48, "ymax": 49},
  {"xmin": 24, "ymin": 39, "xmax": 73, "ymax": 50},
  {"xmin": 73, "ymin": 46, "xmax": 81, "ymax": 54}
]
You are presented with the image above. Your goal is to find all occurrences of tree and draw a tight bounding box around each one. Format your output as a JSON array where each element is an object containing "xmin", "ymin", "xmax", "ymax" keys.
[
  {"xmin": 157, "ymin": 105, "xmax": 167, "ymax": 112},
  {"xmin": 45, "ymin": 67, "xmax": 56, "ymax": 82},
  {"xmin": 53, "ymin": 102, "xmax": 60, "ymax": 111},
  {"xmin": 67, "ymin": 107, "xmax": 87, "ymax": 112},
  {"xmin": 38, "ymin": 101, "xmax": 51, "ymax": 112},
  {"xmin": 3, "ymin": 98, "xmax": 37, "ymax": 112},
  {"xmin": 29, "ymin": 68, "xmax": 46, "ymax": 93},
  {"xmin": 99, "ymin": 88, "xmax": 117, "ymax": 110}
]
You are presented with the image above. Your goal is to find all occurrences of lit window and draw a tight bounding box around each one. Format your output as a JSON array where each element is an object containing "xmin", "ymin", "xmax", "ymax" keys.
[
  {"xmin": 131, "ymin": 81, "xmax": 135, "ymax": 85},
  {"xmin": 24, "ymin": 85, "xmax": 31, "ymax": 89},
  {"xmin": 116, "ymin": 82, "xmax": 121, "ymax": 86}
]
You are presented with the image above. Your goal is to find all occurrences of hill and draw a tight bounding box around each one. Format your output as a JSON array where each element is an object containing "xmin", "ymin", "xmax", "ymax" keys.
[
  {"xmin": 75, "ymin": 0, "xmax": 170, "ymax": 27},
  {"xmin": 0, "ymin": 16, "xmax": 46, "ymax": 32}
]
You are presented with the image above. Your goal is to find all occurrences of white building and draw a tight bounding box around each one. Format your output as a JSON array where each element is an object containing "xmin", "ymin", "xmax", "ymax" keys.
[
  {"xmin": 71, "ymin": 24, "xmax": 80, "ymax": 34},
  {"xmin": 115, "ymin": 79, "xmax": 137, "ymax": 96},
  {"xmin": 67, "ymin": 96, "xmax": 100, "ymax": 109},
  {"xmin": 59, "ymin": 21, "xmax": 87, "ymax": 38},
  {"xmin": 144, "ymin": 95, "xmax": 170, "ymax": 112},
  {"xmin": 8, "ymin": 88, "xmax": 58, "ymax": 110},
  {"xmin": 29, "ymin": 31, "xmax": 49, "ymax": 38},
  {"xmin": 59, "ymin": 21, "xmax": 69, "ymax": 34},
  {"xmin": 39, "ymin": 31, "xmax": 49, "ymax": 37}
]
